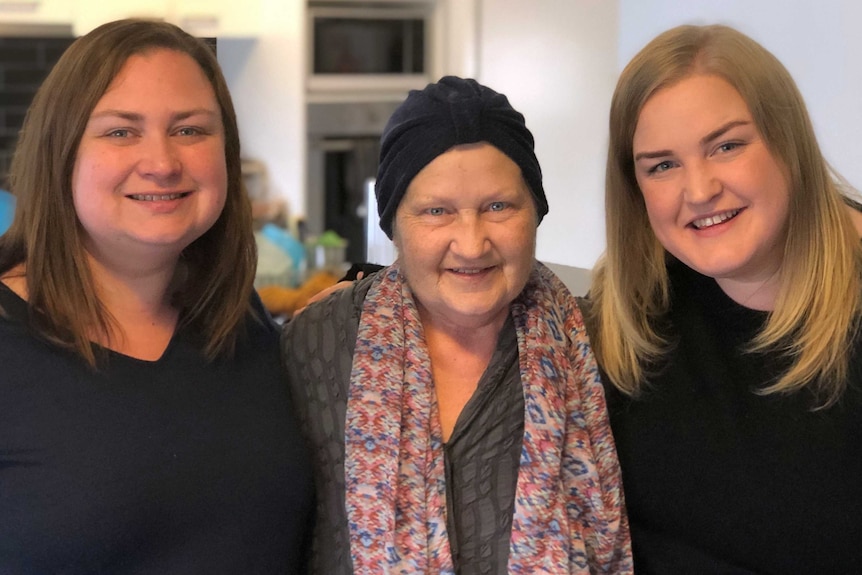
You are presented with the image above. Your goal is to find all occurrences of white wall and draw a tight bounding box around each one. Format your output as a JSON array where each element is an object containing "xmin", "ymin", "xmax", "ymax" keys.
[
  {"xmin": 217, "ymin": 0, "xmax": 306, "ymax": 222},
  {"xmin": 477, "ymin": 0, "xmax": 619, "ymax": 269},
  {"xmin": 618, "ymin": 0, "xmax": 862, "ymax": 191}
]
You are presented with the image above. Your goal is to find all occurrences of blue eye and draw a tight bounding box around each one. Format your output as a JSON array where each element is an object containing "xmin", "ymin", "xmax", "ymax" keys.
[
  {"xmin": 489, "ymin": 201, "xmax": 507, "ymax": 212},
  {"xmin": 718, "ymin": 142, "xmax": 740, "ymax": 153},
  {"xmin": 107, "ymin": 129, "xmax": 130, "ymax": 138},
  {"xmin": 649, "ymin": 160, "xmax": 673, "ymax": 174},
  {"xmin": 177, "ymin": 127, "xmax": 202, "ymax": 136},
  {"xmin": 427, "ymin": 207, "xmax": 445, "ymax": 216}
]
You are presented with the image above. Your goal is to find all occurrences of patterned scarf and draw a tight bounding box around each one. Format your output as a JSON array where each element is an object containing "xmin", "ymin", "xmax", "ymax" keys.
[{"xmin": 345, "ymin": 261, "xmax": 632, "ymax": 574}]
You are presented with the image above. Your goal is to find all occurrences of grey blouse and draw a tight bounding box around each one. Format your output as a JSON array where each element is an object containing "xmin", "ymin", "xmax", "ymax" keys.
[{"xmin": 282, "ymin": 278, "xmax": 525, "ymax": 575}]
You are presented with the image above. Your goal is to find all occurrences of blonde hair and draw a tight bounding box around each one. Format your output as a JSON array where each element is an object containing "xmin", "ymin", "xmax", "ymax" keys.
[
  {"xmin": 590, "ymin": 24, "xmax": 862, "ymax": 407},
  {"xmin": 0, "ymin": 19, "xmax": 257, "ymax": 365}
]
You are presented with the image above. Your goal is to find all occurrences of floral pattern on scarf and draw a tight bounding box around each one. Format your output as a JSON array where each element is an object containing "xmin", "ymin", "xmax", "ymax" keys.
[{"xmin": 344, "ymin": 261, "xmax": 632, "ymax": 574}]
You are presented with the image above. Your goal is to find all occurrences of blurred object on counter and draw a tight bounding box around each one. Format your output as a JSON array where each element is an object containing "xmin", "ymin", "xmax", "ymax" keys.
[
  {"xmin": 305, "ymin": 230, "xmax": 348, "ymax": 276},
  {"xmin": 0, "ymin": 189, "xmax": 14, "ymax": 235},
  {"xmin": 293, "ymin": 264, "xmax": 383, "ymax": 317},
  {"xmin": 254, "ymin": 230, "xmax": 295, "ymax": 289},
  {"xmin": 258, "ymin": 270, "xmax": 340, "ymax": 317},
  {"xmin": 261, "ymin": 223, "xmax": 305, "ymax": 284},
  {"xmin": 252, "ymin": 199, "xmax": 289, "ymax": 229},
  {"xmin": 242, "ymin": 158, "xmax": 268, "ymax": 201},
  {"xmin": 242, "ymin": 157, "xmax": 289, "ymax": 229}
]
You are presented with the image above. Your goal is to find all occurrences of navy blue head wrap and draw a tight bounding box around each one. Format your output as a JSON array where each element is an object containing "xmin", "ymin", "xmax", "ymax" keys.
[{"xmin": 375, "ymin": 76, "xmax": 548, "ymax": 239}]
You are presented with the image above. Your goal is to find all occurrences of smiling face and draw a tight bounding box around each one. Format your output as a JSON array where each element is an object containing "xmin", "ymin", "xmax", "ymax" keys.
[
  {"xmin": 632, "ymin": 74, "xmax": 791, "ymax": 301},
  {"xmin": 72, "ymin": 48, "xmax": 227, "ymax": 266},
  {"xmin": 393, "ymin": 142, "xmax": 537, "ymax": 331}
]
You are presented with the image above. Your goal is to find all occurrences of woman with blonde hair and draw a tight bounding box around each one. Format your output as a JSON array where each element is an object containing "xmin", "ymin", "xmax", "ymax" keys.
[{"xmin": 588, "ymin": 24, "xmax": 862, "ymax": 572}]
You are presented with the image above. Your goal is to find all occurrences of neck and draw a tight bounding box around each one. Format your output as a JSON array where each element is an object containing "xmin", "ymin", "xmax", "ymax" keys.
[
  {"xmin": 87, "ymin": 249, "xmax": 179, "ymax": 313},
  {"xmin": 416, "ymin": 301, "xmax": 508, "ymax": 443},
  {"xmin": 715, "ymin": 268, "xmax": 781, "ymax": 311},
  {"xmin": 416, "ymin": 301, "xmax": 508, "ymax": 352},
  {"xmin": 85, "ymin": 250, "xmax": 182, "ymax": 360}
]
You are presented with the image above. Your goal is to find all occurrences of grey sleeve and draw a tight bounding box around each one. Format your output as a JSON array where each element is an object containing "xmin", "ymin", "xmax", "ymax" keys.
[{"xmin": 279, "ymin": 278, "xmax": 372, "ymax": 575}]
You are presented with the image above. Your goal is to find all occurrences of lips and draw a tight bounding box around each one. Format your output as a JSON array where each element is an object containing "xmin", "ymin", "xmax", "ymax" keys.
[
  {"xmin": 127, "ymin": 192, "xmax": 190, "ymax": 201},
  {"xmin": 691, "ymin": 208, "xmax": 741, "ymax": 230}
]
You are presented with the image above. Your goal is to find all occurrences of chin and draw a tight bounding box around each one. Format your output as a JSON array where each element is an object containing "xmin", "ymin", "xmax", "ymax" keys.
[
  {"xmin": 453, "ymin": 302, "xmax": 510, "ymax": 325},
  {"xmin": 688, "ymin": 259, "xmax": 749, "ymax": 280}
]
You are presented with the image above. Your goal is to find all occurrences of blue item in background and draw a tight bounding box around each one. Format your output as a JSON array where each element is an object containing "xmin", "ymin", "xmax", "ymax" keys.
[
  {"xmin": 260, "ymin": 223, "xmax": 306, "ymax": 285},
  {"xmin": 0, "ymin": 190, "xmax": 14, "ymax": 234}
]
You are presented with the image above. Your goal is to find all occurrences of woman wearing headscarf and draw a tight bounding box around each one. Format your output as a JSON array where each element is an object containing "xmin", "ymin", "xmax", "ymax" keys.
[{"xmin": 282, "ymin": 76, "xmax": 631, "ymax": 575}]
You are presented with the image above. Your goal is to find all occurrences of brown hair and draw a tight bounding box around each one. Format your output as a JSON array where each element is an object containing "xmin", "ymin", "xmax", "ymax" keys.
[
  {"xmin": 0, "ymin": 18, "xmax": 256, "ymax": 365},
  {"xmin": 590, "ymin": 24, "xmax": 862, "ymax": 406}
]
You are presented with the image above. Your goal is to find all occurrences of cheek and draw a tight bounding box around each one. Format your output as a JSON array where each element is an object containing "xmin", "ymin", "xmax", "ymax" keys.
[
  {"xmin": 763, "ymin": 170, "xmax": 791, "ymax": 212},
  {"xmin": 393, "ymin": 223, "xmax": 425, "ymax": 265},
  {"xmin": 500, "ymin": 218, "xmax": 537, "ymax": 267},
  {"xmin": 511, "ymin": 223, "xmax": 536, "ymax": 256},
  {"xmin": 637, "ymin": 180, "xmax": 659, "ymax": 214},
  {"xmin": 194, "ymin": 146, "xmax": 228, "ymax": 189},
  {"xmin": 501, "ymin": 225, "xmax": 536, "ymax": 297},
  {"xmin": 71, "ymin": 156, "xmax": 97, "ymax": 216},
  {"xmin": 394, "ymin": 232, "xmax": 441, "ymax": 292},
  {"xmin": 638, "ymin": 196, "xmax": 676, "ymax": 250},
  {"xmin": 635, "ymin": 178, "xmax": 657, "ymax": 215},
  {"xmin": 640, "ymin": 187, "xmax": 675, "ymax": 232},
  {"xmin": 71, "ymin": 145, "xmax": 115, "ymax": 203},
  {"xmin": 194, "ymin": 151, "xmax": 228, "ymax": 222}
]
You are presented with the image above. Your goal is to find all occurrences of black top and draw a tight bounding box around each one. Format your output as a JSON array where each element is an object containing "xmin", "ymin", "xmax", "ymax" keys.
[
  {"xmin": 0, "ymin": 284, "xmax": 314, "ymax": 574},
  {"xmin": 282, "ymin": 277, "xmax": 525, "ymax": 575},
  {"xmin": 604, "ymin": 262, "xmax": 862, "ymax": 573}
]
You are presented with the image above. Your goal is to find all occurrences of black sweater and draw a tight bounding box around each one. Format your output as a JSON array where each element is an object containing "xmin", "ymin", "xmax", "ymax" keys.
[
  {"xmin": 0, "ymin": 285, "xmax": 313, "ymax": 574},
  {"xmin": 603, "ymin": 263, "xmax": 862, "ymax": 573}
]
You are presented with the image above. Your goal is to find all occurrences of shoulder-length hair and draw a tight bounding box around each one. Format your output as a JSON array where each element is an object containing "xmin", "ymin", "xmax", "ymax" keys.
[
  {"xmin": 590, "ymin": 24, "xmax": 862, "ymax": 407},
  {"xmin": 0, "ymin": 18, "xmax": 256, "ymax": 365}
]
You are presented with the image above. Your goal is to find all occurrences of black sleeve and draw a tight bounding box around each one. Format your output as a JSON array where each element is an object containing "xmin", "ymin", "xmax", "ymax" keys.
[{"xmin": 339, "ymin": 263, "xmax": 385, "ymax": 282}]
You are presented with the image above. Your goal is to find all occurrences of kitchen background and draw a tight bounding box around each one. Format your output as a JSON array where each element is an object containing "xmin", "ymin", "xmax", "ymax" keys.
[{"xmin": 0, "ymin": 0, "xmax": 860, "ymax": 296}]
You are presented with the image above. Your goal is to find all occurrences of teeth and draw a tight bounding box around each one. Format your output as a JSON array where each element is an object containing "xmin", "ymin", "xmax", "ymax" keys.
[
  {"xmin": 453, "ymin": 268, "xmax": 483, "ymax": 274},
  {"xmin": 692, "ymin": 209, "xmax": 739, "ymax": 229},
  {"xmin": 129, "ymin": 193, "xmax": 185, "ymax": 201}
]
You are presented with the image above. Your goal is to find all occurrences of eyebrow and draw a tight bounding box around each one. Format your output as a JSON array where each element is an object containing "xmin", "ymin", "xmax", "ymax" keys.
[
  {"xmin": 699, "ymin": 119, "xmax": 750, "ymax": 146},
  {"xmin": 88, "ymin": 108, "xmax": 220, "ymax": 122},
  {"xmin": 633, "ymin": 119, "xmax": 751, "ymax": 162}
]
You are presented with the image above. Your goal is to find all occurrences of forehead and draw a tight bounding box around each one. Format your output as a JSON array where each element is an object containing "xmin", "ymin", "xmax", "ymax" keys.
[
  {"xmin": 94, "ymin": 48, "xmax": 217, "ymax": 110},
  {"xmin": 405, "ymin": 142, "xmax": 528, "ymax": 197},
  {"xmin": 633, "ymin": 74, "xmax": 751, "ymax": 147}
]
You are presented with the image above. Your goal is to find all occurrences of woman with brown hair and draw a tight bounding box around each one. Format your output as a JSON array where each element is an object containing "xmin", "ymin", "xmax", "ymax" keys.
[{"xmin": 0, "ymin": 19, "xmax": 312, "ymax": 572}]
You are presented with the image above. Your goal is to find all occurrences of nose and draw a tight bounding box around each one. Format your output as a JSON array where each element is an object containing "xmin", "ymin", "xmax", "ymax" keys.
[
  {"xmin": 451, "ymin": 211, "xmax": 489, "ymax": 259},
  {"xmin": 137, "ymin": 134, "xmax": 182, "ymax": 183},
  {"xmin": 682, "ymin": 161, "xmax": 721, "ymax": 204}
]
